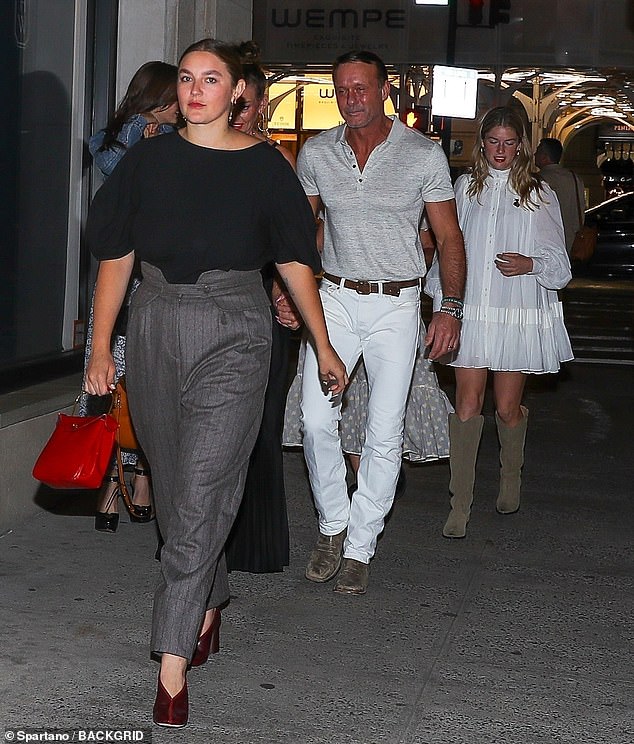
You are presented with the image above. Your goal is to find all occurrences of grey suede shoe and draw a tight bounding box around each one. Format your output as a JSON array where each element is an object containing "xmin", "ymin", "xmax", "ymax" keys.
[
  {"xmin": 305, "ymin": 529, "xmax": 346, "ymax": 582},
  {"xmin": 333, "ymin": 558, "xmax": 369, "ymax": 595}
]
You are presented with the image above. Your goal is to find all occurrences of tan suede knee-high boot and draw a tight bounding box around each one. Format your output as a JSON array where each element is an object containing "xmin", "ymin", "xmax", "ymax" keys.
[
  {"xmin": 443, "ymin": 414, "xmax": 484, "ymax": 538},
  {"xmin": 495, "ymin": 406, "xmax": 528, "ymax": 515}
]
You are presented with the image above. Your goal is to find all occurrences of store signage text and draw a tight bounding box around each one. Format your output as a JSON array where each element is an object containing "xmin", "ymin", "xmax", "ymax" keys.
[{"xmin": 271, "ymin": 8, "xmax": 406, "ymax": 29}]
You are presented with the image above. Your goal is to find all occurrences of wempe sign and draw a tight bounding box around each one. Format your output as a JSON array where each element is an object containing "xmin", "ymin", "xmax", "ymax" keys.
[{"xmin": 253, "ymin": 1, "xmax": 448, "ymax": 64}]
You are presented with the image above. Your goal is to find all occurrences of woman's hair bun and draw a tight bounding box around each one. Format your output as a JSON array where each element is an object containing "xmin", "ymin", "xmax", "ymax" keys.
[{"xmin": 237, "ymin": 40, "xmax": 261, "ymax": 64}]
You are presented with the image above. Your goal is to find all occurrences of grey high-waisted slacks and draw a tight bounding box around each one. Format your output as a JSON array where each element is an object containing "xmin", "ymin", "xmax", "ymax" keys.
[{"xmin": 126, "ymin": 263, "xmax": 271, "ymax": 660}]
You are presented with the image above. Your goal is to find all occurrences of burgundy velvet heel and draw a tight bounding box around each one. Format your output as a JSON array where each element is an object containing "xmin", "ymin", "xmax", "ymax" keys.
[
  {"xmin": 152, "ymin": 676, "xmax": 188, "ymax": 728},
  {"xmin": 190, "ymin": 609, "xmax": 221, "ymax": 667}
]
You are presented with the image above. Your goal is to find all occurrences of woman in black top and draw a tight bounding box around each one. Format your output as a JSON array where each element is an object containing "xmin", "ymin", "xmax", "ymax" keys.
[{"xmin": 84, "ymin": 38, "xmax": 347, "ymax": 729}]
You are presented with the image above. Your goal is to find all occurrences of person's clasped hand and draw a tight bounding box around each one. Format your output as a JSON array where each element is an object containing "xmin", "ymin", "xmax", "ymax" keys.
[
  {"xmin": 274, "ymin": 292, "xmax": 302, "ymax": 330},
  {"xmin": 495, "ymin": 252, "xmax": 533, "ymax": 276},
  {"xmin": 142, "ymin": 109, "xmax": 166, "ymax": 138}
]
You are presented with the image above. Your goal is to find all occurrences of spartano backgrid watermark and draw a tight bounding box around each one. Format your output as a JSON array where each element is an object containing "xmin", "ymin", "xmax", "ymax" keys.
[{"xmin": 4, "ymin": 730, "xmax": 152, "ymax": 743}]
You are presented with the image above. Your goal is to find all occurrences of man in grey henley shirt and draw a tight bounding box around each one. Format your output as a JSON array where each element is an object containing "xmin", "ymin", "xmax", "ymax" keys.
[{"xmin": 298, "ymin": 50, "xmax": 466, "ymax": 595}]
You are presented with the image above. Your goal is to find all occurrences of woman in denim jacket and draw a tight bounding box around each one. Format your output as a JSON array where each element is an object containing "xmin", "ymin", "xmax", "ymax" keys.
[{"xmin": 82, "ymin": 61, "xmax": 179, "ymax": 533}]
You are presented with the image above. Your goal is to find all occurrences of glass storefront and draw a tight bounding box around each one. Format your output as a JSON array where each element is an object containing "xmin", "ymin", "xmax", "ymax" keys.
[
  {"xmin": 267, "ymin": 73, "xmax": 399, "ymax": 156},
  {"xmin": 0, "ymin": 0, "xmax": 116, "ymax": 388}
]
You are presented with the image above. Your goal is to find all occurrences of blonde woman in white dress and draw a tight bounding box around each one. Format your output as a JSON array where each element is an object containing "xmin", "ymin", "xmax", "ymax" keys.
[{"xmin": 425, "ymin": 106, "xmax": 573, "ymax": 539}]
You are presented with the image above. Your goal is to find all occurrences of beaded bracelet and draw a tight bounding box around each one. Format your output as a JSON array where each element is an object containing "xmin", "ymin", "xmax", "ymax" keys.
[{"xmin": 441, "ymin": 296, "xmax": 464, "ymax": 307}]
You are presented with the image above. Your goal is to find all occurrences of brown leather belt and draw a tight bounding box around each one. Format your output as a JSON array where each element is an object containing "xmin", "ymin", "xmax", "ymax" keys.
[{"xmin": 322, "ymin": 272, "xmax": 421, "ymax": 298}]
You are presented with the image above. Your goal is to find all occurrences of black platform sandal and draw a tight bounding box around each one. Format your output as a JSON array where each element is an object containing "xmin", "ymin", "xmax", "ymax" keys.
[
  {"xmin": 129, "ymin": 467, "xmax": 154, "ymax": 523},
  {"xmin": 94, "ymin": 475, "xmax": 121, "ymax": 533},
  {"xmin": 112, "ymin": 446, "xmax": 154, "ymax": 524}
]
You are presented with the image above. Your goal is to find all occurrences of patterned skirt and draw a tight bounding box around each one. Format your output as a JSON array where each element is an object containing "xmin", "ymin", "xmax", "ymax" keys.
[
  {"xmin": 78, "ymin": 277, "xmax": 141, "ymax": 466},
  {"xmin": 283, "ymin": 330, "xmax": 453, "ymax": 462}
]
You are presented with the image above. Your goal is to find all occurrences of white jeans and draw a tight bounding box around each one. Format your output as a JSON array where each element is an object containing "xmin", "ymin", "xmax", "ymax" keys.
[{"xmin": 300, "ymin": 279, "xmax": 420, "ymax": 563}]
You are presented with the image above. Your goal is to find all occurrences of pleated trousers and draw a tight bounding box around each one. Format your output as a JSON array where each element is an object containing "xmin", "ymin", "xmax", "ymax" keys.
[{"xmin": 126, "ymin": 263, "xmax": 271, "ymax": 660}]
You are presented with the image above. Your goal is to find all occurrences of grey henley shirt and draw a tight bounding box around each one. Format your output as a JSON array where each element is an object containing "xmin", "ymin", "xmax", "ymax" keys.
[{"xmin": 297, "ymin": 116, "xmax": 455, "ymax": 281}]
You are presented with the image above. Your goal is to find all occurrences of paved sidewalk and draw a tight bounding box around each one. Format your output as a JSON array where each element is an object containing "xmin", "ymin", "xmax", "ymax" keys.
[{"xmin": 1, "ymin": 363, "xmax": 632, "ymax": 744}]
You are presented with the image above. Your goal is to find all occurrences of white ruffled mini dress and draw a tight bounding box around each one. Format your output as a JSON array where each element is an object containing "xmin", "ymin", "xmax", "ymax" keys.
[{"xmin": 426, "ymin": 168, "xmax": 574, "ymax": 373}]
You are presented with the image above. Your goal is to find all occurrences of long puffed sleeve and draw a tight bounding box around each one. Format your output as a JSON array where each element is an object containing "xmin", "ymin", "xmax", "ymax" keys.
[
  {"xmin": 423, "ymin": 173, "xmax": 470, "ymax": 309},
  {"xmin": 528, "ymin": 184, "xmax": 572, "ymax": 290},
  {"xmin": 423, "ymin": 253, "xmax": 442, "ymax": 309}
]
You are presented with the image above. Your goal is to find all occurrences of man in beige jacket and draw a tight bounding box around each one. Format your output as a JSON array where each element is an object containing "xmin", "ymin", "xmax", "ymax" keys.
[{"xmin": 535, "ymin": 138, "xmax": 585, "ymax": 255}]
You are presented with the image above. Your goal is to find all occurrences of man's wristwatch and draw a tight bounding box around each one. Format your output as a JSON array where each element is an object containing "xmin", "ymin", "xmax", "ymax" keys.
[
  {"xmin": 439, "ymin": 296, "xmax": 464, "ymax": 320},
  {"xmin": 439, "ymin": 305, "xmax": 463, "ymax": 320}
]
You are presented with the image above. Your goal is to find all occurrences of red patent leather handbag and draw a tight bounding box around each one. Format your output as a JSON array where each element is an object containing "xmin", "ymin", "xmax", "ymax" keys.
[{"xmin": 32, "ymin": 398, "xmax": 118, "ymax": 489}]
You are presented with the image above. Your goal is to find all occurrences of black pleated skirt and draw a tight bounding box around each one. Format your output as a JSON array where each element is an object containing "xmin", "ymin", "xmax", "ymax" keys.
[{"xmin": 225, "ymin": 315, "xmax": 291, "ymax": 573}]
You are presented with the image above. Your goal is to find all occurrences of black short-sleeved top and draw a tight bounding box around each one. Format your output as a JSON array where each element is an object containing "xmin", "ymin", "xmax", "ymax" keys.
[{"xmin": 86, "ymin": 132, "xmax": 321, "ymax": 283}]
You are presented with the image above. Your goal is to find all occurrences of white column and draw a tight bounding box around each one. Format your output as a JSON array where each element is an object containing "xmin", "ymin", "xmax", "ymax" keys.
[
  {"xmin": 117, "ymin": 0, "xmax": 253, "ymax": 100},
  {"xmin": 116, "ymin": 0, "xmax": 172, "ymax": 100}
]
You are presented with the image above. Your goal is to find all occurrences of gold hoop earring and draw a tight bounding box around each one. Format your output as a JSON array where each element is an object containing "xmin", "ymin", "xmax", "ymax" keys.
[{"xmin": 256, "ymin": 112, "xmax": 267, "ymax": 135}]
